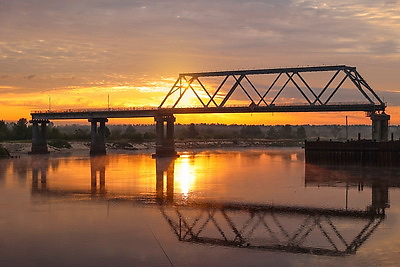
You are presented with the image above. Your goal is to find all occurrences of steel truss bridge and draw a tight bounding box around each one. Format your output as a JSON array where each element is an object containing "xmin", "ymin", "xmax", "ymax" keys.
[
  {"xmin": 31, "ymin": 65, "xmax": 385, "ymax": 120},
  {"xmin": 29, "ymin": 65, "xmax": 389, "ymax": 155}
]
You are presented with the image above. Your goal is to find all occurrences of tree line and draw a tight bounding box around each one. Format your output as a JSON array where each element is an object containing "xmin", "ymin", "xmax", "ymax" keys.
[
  {"xmin": 0, "ymin": 119, "xmax": 158, "ymax": 143},
  {"xmin": 175, "ymin": 123, "xmax": 306, "ymax": 140},
  {"xmin": 4, "ymin": 118, "xmax": 397, "ymax": 143},
  {"xmin": 0, "ymin": 119, "xmax": 306, "ymax": 142}
]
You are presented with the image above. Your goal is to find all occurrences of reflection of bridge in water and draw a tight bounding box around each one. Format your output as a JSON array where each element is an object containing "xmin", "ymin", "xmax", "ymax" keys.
[{"xmin": 27, "ymin": 155, "xmax": 396, "ymax": 257}]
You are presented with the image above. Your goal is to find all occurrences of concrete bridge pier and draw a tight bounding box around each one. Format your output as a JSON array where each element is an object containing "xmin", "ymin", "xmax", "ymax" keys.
[
  {"xmin": 89, "ymin": 118, "xmax": 108, "ymax": 156},
  {"xmin": 371, "ymin": 112, "xmax": 390, "ymax": 141},
  {"xmin": 29, "ymin": 119, "xmax": 50, "ymax": 154},
  {"xmin": 153, "ymin": 114, "xmax": 178, "ymax": 157}
]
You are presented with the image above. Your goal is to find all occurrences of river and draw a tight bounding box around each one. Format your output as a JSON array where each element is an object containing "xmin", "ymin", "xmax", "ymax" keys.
[{"xmin": 0, "ymin": 148, "xmax": 399, "ymax": 266}]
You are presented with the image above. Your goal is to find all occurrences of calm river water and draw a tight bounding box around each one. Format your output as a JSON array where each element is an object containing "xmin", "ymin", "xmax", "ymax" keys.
[{"xmin": 1, "ymin": 148, "xmax": 400, "ymax": 266}]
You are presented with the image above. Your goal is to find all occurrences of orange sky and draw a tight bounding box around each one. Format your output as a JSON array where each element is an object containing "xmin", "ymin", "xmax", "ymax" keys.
[{"xmin": 1, "ymin": 1, "xmax": 399, "ymax": 125}]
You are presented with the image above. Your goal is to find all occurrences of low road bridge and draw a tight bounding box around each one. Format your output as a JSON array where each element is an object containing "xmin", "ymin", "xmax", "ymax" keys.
[{"xmin": 30, "ymin": 65, "xmax": 388, "ymax": 156}]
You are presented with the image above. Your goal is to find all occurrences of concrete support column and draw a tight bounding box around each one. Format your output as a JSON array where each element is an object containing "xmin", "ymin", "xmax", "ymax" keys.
[
  {"xmin": 32, "ymin": 122, "xmax": 39, "ymax": 146},
  {"xmin": 99, "ymin": 120, "xmax": 106, "ymax": 146},
  {"xmin": 166, "ymin": 116, "xmax": 175, "ymax": 148},
  {"xmin": 153, "ymin": 114, "xmax": 178, "ymax": 157},
  {"xmin": 90, "ymin": 120, "xmax": 97, "ymax": 145},
  {"xmin": 371, "ymin": 112, "xmax": 390, "ymax": 141},
  {"xmin": 29, "ymin": 119, "xmax": 50, "ymax": 154},
  {"xmin": 41, "ymin": 122, "xmax": 47, "ymax": 146},
  {"xmin": 89, "ymin": 118, "xmax": 108, "ymax": 156}
]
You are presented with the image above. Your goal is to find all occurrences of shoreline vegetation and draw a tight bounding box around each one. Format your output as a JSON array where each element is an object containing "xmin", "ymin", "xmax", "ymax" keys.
[
  {"xmin": 1, "ymin": 139, "xmax": 304, "ymax": 156},
  {"xmin": 0, "ymin": 144, "xmax": 11, "ymax": 158},
  {"xmin": 1, "ymin": 118, "xmax": 399, "ymax": 157}
]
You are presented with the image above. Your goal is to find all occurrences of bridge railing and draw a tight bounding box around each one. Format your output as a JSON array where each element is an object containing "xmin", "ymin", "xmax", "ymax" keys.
[
  {"xmin": 31, "ymin": 101, "xmax": 382, "ymax": 115},
  {"xmin": 31, "ymin": 106, "xmax": 159, "ymax": 114}
]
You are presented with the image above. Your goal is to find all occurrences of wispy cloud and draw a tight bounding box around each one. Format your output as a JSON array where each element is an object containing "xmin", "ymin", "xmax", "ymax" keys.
[{"xmin": 0, "ymin": 0, "xmax": 399, "ymax": 121}]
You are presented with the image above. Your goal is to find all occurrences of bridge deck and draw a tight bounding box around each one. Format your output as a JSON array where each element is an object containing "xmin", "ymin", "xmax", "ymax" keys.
[{"xmin": 31, "ymin": 103, "xmax": 385, "ymax": 120}]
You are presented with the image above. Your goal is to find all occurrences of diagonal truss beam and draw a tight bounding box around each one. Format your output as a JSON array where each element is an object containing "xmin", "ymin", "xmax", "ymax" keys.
[{"xmin": 158, "ymin": 65, "xmax": 385, "ymax": 112}]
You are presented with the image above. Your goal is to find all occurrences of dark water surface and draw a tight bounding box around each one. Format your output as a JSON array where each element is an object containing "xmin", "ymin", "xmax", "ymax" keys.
[{"xmin": 1, "ymin": 148, "xmax": 400, "ymax": 266}]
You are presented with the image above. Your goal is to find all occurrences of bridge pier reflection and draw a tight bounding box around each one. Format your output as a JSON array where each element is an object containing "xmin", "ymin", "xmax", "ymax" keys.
[
  {"xmin": 31, "ymin": 155, "xmax": 49, "ymax": 192},
  {"xmin": 90, "ymin": 156, "xmax": 107, "ymax": 194},
  {"xmin": 156, "ymin": 157, "xmax": 175, "ymax": 203},
  {"xmin": 370, "ymin": 181, "xmax": 389, "ymax": 214}
]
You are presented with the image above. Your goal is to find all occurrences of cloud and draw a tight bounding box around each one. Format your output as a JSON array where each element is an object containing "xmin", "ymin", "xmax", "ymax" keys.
[
  {"xmin": 0, "ymin": 0, "xmax": 399, "ymax": 121},
  {"xmin": 1, "ymin": 1, "xmax": 398, "ymax": 68},
  {"xmin": 25, "ymin": 75, "xmax": 36, "ymax": 80}
]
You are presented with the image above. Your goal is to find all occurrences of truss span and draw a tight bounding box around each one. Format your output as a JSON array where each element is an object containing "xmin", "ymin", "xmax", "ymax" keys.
[{"xmin": 159, "ymin": 65, "xmax": 385, "ymax": 114}]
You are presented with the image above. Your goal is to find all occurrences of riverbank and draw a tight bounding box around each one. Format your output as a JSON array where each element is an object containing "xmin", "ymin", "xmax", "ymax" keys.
[
  {"xmin": 0, "ymin": 144, "xmax": 11, "ymax": 158},
  {"xmin": 0, "ymin": 139, "xmax": 304, "ymax": 156}
]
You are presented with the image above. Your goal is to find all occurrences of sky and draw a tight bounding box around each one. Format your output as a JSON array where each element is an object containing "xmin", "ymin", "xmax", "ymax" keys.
[{"xmin": 0, "ymin": 0, "xmax": 399, "ymax": 125}]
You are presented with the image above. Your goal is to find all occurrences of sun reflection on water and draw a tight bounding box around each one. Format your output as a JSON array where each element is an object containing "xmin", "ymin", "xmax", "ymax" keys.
[{"xmin": 174, "ymin": 154, "xmax": 196, "ymax": 198}]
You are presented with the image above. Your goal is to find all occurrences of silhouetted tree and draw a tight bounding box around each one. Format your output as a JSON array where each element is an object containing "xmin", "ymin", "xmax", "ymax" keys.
[
  {"xmin": 0, "ymin": 120, "xmax": 9, "ymax": 141},
  {"xmin": 47, "ymin": 126, "xmax": 61, "ymax": 140},
  {"xmin": 240, "ymin": 125, "xmax": 263, "ymax": 138},
  {"xmin": 130, "ymin": 133, "xmax": 144, "ymax": 143},
  {"xmin": 279, "ymin": 124, "xmax": 292, "ymax": 139},
  {"xmin": 72, "ymin": 129, "xmax": 90, "ymax": 140},
  {"xmin": 266, "ymin": 127, "xmax": 279, "ymax": 139},
  {"xmin": 296, "ymin": 126, "xmax": 307, "ymax": 139},
  {"xmin": 143, "ymin": 132, "xmax": 155, "ymax": 140},
  {"xmin": 330, "ymin": 125, "xmax": 342, "ymax": 139},
  {"xmin": 187, "ymin": 123, "xmax": 199, "ymax": 139},
  {"xmin": 110, "ymin": 129, "xmax": 121, "ymax": 140},
  {"xmin": 123, "ymin": 125, "xmax": 136, "ymax": 137},
  {"xmin": 11, "ymin": 118, "xmax": 29, "ymax": 140},
  {"xmin": 104, "ymin": 127, "xmax": 111, "ymax": 138}
]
